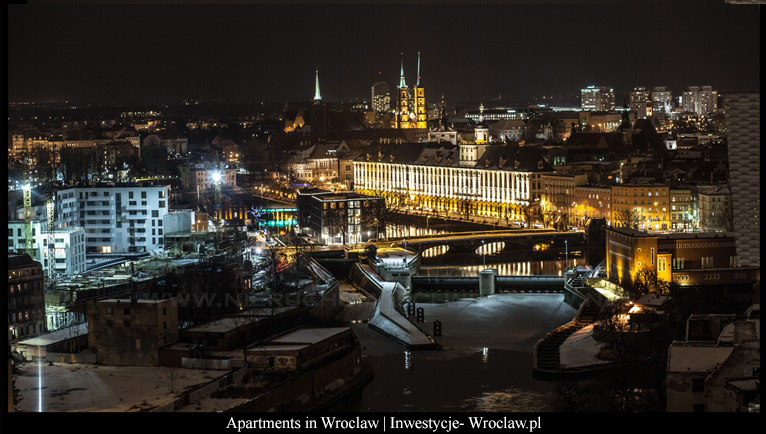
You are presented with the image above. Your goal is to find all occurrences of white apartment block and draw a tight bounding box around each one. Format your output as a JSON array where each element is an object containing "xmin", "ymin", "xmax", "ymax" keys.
[
  {"xmin": 55, "ymin": 185, "xmax": 170, "ymax": 254},
  {"xmin": 7, "ymin": 221, "xmax": 87, "ymax": 276}
]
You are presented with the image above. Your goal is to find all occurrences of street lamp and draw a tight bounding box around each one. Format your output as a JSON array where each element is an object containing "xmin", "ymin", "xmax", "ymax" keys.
[
  {"xmin": 482, "ymin": 240, "xmax": 486, "ymax": 267},
  {"xmin": 565, "ymin": 240, "xmax": 568, "ymax": 267}
]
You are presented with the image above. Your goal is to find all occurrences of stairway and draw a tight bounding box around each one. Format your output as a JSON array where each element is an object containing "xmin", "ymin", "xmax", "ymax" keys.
[{"xmin": 533, "ymin": 274, "xmax": 609, "ymax": 378}]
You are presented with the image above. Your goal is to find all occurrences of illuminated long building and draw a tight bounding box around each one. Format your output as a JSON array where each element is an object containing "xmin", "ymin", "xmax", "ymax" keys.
[{"xmin": 353, "ymin": 142, "xmax": 554, "ymax": 222}]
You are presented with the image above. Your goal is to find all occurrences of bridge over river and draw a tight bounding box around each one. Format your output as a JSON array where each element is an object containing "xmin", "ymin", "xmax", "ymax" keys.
[{"xmin": 372, "ymin": 229, "xmax": 586, "ymax": 256}]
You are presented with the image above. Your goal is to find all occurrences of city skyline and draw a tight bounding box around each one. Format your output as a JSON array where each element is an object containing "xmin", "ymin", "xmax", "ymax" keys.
[{"xmin": 9, "ymin": 3, "xmax": 760, "ymax": 105}]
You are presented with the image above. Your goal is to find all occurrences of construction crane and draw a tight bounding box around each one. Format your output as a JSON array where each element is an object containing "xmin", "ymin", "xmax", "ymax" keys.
[
  {"xmin": 46, "ymin": 196, "xmax": 56, "ymax": 286},
  {"xmin": 22, "ymin": 184, "xmax": 35, "ymax": 257}
]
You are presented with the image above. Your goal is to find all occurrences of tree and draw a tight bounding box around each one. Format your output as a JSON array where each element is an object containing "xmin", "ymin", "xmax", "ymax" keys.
[
  {"xmin": 30, "ymin": 144, "xmax": 56, "ymax": 185},
  {"xmin": 633, "ymin": 265, "xmax": 669, "ymax": 296},
  {"xmin": 359, "ymin": 195, "xmax": 402, "ymax": 240},
  {"xmin": 59, "ymin": 147, "xmax": 95, "ymax": 184},
  {"xmin": 164, "ymin": 367, "xmax": 178, "ymax": 394},
  {"xmin": 708, "ymin": 201, "xmax": 734, "ymax": 232},
  {"xmin": 521, "ymin": 203, "xmax": 544, "ymax": 228},
  {"xmin": 614, "ymin": 208, "xmax": 641, "ymax": 230}
]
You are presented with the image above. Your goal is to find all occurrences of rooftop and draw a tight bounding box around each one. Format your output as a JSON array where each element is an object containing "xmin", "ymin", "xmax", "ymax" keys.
[
  {"xmin": 8, "ymin": 253, "xmax": 41, "ymax": 269},
  {"xmin": 247, "ymin": 344, "xmax": 310, "ymax": 352},
  {"xmin": 184, "ymin": 316, "xmax": 265, "ymax": 334},
  {"xmin": 16, "ymin": 323, "xmax": 88, "ymax": 347},
  {"xmin": 271, "ymin": 327, "xmax": 350, "ymax": 345},
  {"xmin": 98, "ymin": 298, "xmax": 172, "ymax": 304},
  {"xmin": 668, "ymin": 342, "xmax": 734, "ymax": 373}
]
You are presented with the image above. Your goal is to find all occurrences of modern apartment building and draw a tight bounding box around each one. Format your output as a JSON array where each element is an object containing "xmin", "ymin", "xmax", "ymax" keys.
[
  {"xmin": 7, "ymin": 221, "xmax": 86, "ymax": 276},
  {"xmin": 55, "ymin": 185, "xmax": 170, "ymax": 254}
]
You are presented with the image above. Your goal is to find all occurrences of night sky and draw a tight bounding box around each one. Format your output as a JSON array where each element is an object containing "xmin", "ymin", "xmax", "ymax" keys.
[{"xmin": 8, "ymin": 2, "xmax": 761, "ymax": 105}]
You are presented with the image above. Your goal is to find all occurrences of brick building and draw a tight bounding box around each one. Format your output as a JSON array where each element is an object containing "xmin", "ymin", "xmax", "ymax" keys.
[
  {"xmin": 606, "ymin": 227, "xmax": 759, "ymax": 291},
  {"xmin": 87, "ymin": 298, "xmax": 179, "ymax": 366},
  {"xmin": 8, "ymin": 254, "xmax": 46, "ymax": 342}
]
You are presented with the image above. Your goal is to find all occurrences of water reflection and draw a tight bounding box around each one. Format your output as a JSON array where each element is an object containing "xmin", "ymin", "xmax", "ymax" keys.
[
  {"xmin": 328, "ymin": 348, "xmax": 558, "ymax": 412},
  {"xmin": 419, "ymin": 258, "xmax": 586, "ymax": 277},
  {"xmin": 463, "ymin": 387, "xmax": 554, "ymax": 412},
  {"xmin": 476, "ymin": 241, "xmax": 505, "ymax": 256},
  {"xmin": 385, "ymin": 224, "xmax": 449, "ymax": 239},
  {"xmin": 421, "ymin": 245, "xmax": 449, "ymax": 258}
]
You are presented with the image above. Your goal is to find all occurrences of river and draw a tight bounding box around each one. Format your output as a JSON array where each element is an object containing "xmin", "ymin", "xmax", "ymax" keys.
[{"xmin": 328, "ymin": 221, "xmax": 582, "ymax": 412}]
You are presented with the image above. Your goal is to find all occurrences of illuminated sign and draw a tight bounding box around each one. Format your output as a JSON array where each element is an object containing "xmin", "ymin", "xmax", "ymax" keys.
[
  {"xmin": 259, "ymin": 219, "xmax": 297, "ymax": 228},
  {"xmin": 263, "ymin": 208, "xmax": 297, "ymax": 213}
]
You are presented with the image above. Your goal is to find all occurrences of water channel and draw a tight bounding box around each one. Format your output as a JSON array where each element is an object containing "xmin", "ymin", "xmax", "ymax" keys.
[{"xmin": 329, "ymin": 222, "xmax": 588, "ymax": 411}]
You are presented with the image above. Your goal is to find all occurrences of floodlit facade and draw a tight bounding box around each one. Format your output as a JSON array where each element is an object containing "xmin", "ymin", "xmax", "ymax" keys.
[
  {"xmin": 669, "ymin": 187, "xmax": 697, "ymax": 232},
  {"xmin": 540, "ymin": 174, "xmax": 587, "ymax": 227},
  {"xmin": 606, "ymin": 227, "xmax": 758, "ymax": 291},
  {"xmin": 354, "ymin": 143, "xmax": 553, "ymax": 223},
  {"xmin": 611, "ymin": 184, "xmax": 671, "ymax": 231}
]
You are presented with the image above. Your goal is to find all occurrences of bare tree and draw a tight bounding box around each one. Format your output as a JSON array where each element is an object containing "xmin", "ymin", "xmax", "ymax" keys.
[
  {"xmin": 633, "ymin": 265, "xmax": 670, "ymax": 296},
  {"xmin": 521, "ymin": 203, "xmax": 544, "ymax": 228},
  {"xmin": 165, "ymin": 367, "xmax": 178, "ymax": 394},
  {"xmin": 613, "ymin": 208, "xmax": 641, "ymax": 230},
  {"xmin": 708, "ymin": 203, "xmax": 734, "ymax": 232}
]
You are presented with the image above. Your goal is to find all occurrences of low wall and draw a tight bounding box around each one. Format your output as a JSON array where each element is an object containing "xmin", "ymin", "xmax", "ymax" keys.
[
  {"xmin": 46, "ymin": 352, "xmax": 97, "ymax": 364},
  {"xmin": 349, "ymin": 263, "xmax": 437, "ymax": 349},
  {"xmin": 412, "ymin": 275, "xmax": 565, "ymax": 292},
  {"xmin": 226, "ymin": 347, "xmax": 365, "ymax": 412},
  {"xmin": 181, "ymin": 357, "xmax": 233, "ymax": 370},
  {"xmin": 151, "ymin": 368, "xmax": 247, "ymax": 412}
]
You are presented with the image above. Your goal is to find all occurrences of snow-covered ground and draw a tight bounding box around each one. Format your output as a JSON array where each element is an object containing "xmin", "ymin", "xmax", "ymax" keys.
[
  {"xmin": 15, "ymin": 363, "xmax": 215, "ymax": 412},
  {"xmin": 559, "ymin": 324, "xmax": 610, "ymax": 369}
]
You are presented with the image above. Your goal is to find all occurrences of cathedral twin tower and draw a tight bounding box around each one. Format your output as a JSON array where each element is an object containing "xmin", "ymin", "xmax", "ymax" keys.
[{"xmin": 395, "ymin": 52, "xmax": 428, "ymax": 129}]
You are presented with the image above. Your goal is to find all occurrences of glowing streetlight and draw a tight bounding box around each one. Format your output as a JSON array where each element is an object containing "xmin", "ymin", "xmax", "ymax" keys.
[{"xmin": 211, "ymin": 171, "xmax": 222, "ymax": 184}]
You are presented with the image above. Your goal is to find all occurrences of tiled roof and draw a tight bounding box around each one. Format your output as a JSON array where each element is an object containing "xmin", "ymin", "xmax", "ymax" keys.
[{"xmin": 356, "ymin": 142, "xmax": 553, "ymax": 172}]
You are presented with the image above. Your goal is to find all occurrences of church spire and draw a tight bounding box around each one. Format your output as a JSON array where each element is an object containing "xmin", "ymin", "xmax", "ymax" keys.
[
  {"xmin": 416, "ymin": 51, "xmax": 421, "ymax": 87},
  {"xmin": 399, "ymin": 53, "xmax": 407, "ymax": 88},
  {"xmin": 313, "ymin": 70, "xmax": 322, "ymax": 102}
]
